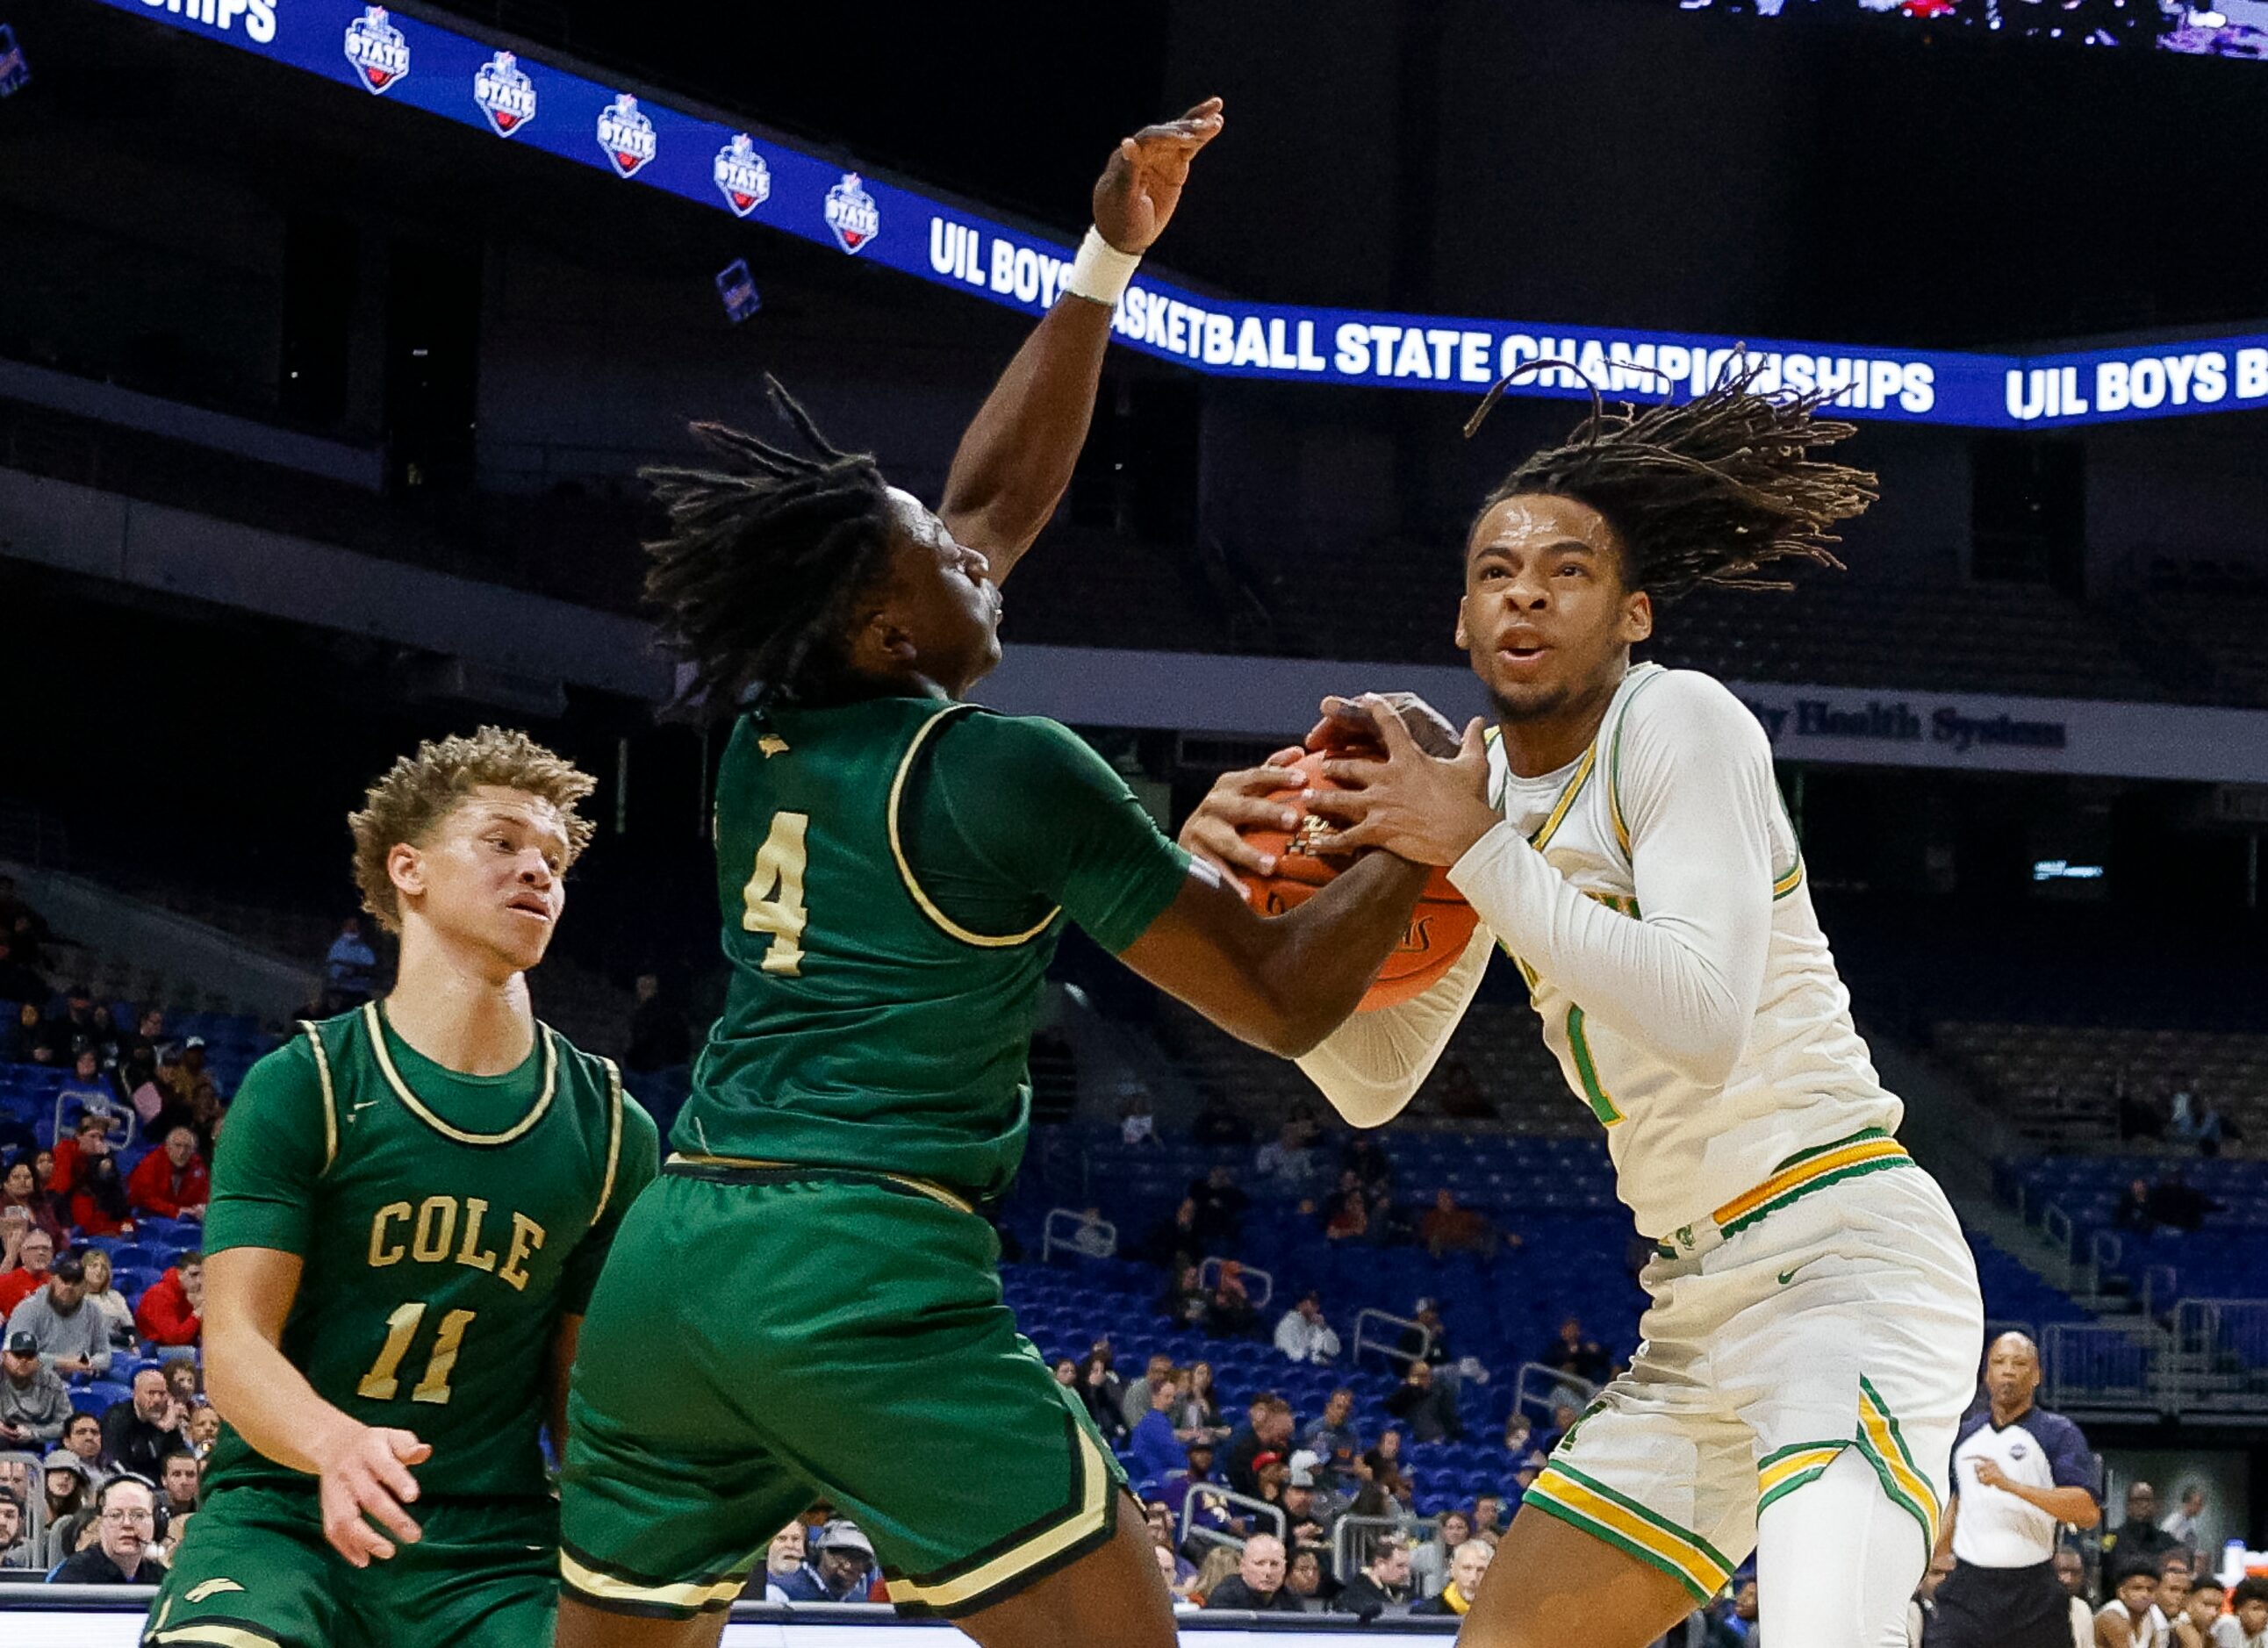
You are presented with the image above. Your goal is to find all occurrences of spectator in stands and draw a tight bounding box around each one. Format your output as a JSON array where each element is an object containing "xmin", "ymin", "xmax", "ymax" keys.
[
  {"xmin": 76, "ymin": 1250, "xmax": 134, "ymax": 1353},
  {"xmin": 1120, "ymin": 1352, "xmax": 1176, "ymax": 1433},
  {"xmin": 1075, "ymin": 1347, "xmax": 1128, "ymax": 1444},
  {"xmin": 1384, "ymin": 1359, "xmax": 1461, "ymax": 1444},
  {"xmin": 1273, "ymin": 1291, "xmax": 1341, "ymax": 1364},
  {"xmin": 1335, "ymin": 1536, "xmax": 1412, "ymax": 1619},
  {"xmin": 56, "ymin": 1049, "xmax": 113, "ymax": 1124},
  {"xmin": 0, "ymin": 1329, "xmax": 68, "ymax": 1446},
  {"xmin": 1119, "ymin": 1090, "xmax": 1159, "ymax": 1148},
  {"xmin": 2163, "ymin": 1485, "xmax": 2207, "ymax": 1551},
  {"xmin": 1418, "ymin": 1189, "xmax": 1501, "ymax": 1260},
  {"xmin": 159, "ymin": 1448, "xmax": 201, "ymax": 1523},
  {"xmin": 772, "ymin": 1519, "xmax": 878, "ymax": 1603},
  {"xmin": 0, "ymin": 1227, "xmax": 55, "ymax": 1320},
  {"xmin": 127, "ymin": 1125, "xmax": 210, "ymax": 1222},
  {"xmin": 1191, "ymin": 1095, "xmax": 1252, "ymax": 1147},
  {"xmin": 1399, "ymin": 1299, "xmax": 1452, "ymax": 1368},
  {"xmin": 1203, "ymin": 1261, "xmax": 1259, "ymax": 1339},
  {"xmin": 60, "ymin": 1410, "xmax": 104, "ymax": 1472},
  {"xmin": 1203, "ymin": 1531, "xmax": 1302, "ymax": 1612},
  {"xmin": 1225, "ymin": 1395, "xmax": 1296, "ymax": 1497},
  {"xmin": 0, "ymin": 939, "xmax": 43, "ymax": 1008},
  {"xmin": 1342, "ymin": 1136, "xmax": 1392, "ymax": 1197},
  {"xmin": 6, "ymin": 1002, "xmax": 60, "ymax": 1065},
  {"xmin": 2098, "ymin": 1557, "xmax": 2162, "ymax": 1647},
  {"xmin": 0, "ymin": 1163, "xmax": 62, "ymax": 1248},
  {"xmin": 2105, "ymin": 1481, "xmax": 2181, "ymax": 1573},
  {"xmin": 1503, "ymin": 1413, "xmax": 1534, "ymax": 1457},
  {"xmin": 1471, "ymin": 1494, "xmax": 1507, "ymax": 1543},
  {"xmin": 8, "ymin": 1255, "xmax": 107, "ymax": 1376},
  {"xmin": 1255, "ymin": 1118, "xmax": 1320, "ymax": 1193},
  {"xmin": 2148, "ymin": 1172, "xmax": 2221, "ymax": 1234},
  {"xmin": 0, "ymin": 1486, "xmax": 26, "ymax": 1571},
  {"xmin": 184, "ymin": 1401, "xmax": 219, "ymax": 1460},
  {"xmin": 1411, "ymin": 1539, "xmax": 1492, "ymax": 1618},
  {"xmin": 54, "ymin": 987, "xmax": 98, "ymax": 1058},
  {"xmin": 64, "ymin": 1147, "xmax": 133, "ymax": 1237},
  {"xmin": 103, "ymin": 1366, "xmax": 186, "ymax": 1480},
  {"xmin": 1710, "ymin": 1574, "xmax": 1761, "ymax": 1644},
  {"xmin": 2225, "ymin": 1578, "xmax": 2268, "ymax": 1648},
  {"xmin": 1177, "ymin": 1360, "xmax": 1230, "ymax": 1445},
  {"xmin": 47, "ymin": 1112, "xmax": 112, "ymax": 1200},
  {"xmin": 2176, "ymin": 1578, "xmax": 2226, "ymax": 1648},
  {"xmin": 324, "ymin": 914, "xmax": 379, "ymax": 1009},
  {"xmin": 1141, "ymin": 1200, "xmax": 1204, "ymax": 1276},
  {"xmin": 757, "ymin": 1522, "xmax": 806, "ymax": 1603},
  {"xmin": 1130, "ymin": 1373, "xmax": 1186, "ymax": 1484},
  {"xmin": 1281, "ymin": 1456, "xmax": 1332, "ymax": 1549},
  {"xmin": 1159, "ymin": 1438, "xmax": 1234, "ymax": 1548},
  {"xmin": 1188, "ymin": 1545, "xmax": 1240, "ymax": 1605},
  {"xmin": 53, "ymin": 1475, "xmax": 165, "ymax": 1585},
  {"xmin": 1285, "ymin": 1546, "xmax": 1328, "ymax": 1606},
  {"xmin": 1541, "ymin": 1315, "xmax": 1612, "ymax": 1388},
  {"xmin": 1536, "ymin": 1397, "xmax": 1582, "ymax": 1456},
  {"xmin": 83, "ymin": 1007, "xmax": 123, "ymax": 1070},
  {"xmin": 2161, "ymin": 1553, "xmax": 2196, "ymax": 1639},
  {"xmin": 163, "ymin": 1358, "xmax": 200, "ymax": 1412},
  {"xmin": 1304, "ymin": 1387, "xmax": 1362, "ymax": 1477},
  {"xmin": 1188, "ymin": 1164, "xmax": 1250, "ymax": 1250},
  {"xmin": 1320, "ymin": 1172, "xmax": 1370, "ymax": 1243}
]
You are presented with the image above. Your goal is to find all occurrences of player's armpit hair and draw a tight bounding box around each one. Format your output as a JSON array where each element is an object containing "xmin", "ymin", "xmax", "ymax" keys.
[
  {"xmin": 641, "ymin": 379, "xmax": 901, "ymax": 718},
  {"xmin": 348, "ymin": 727, "xmax": 598, "ymax": 934},
  {"xmin": 1473, "ymin": 358, "xmax": 1880, "ymax": 604}
]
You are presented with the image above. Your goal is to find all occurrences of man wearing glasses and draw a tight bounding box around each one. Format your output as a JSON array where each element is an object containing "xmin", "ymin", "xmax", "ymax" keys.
[{"xmin": 54, "ymin": 1476, "xmax": 167, "ymax": 1584}]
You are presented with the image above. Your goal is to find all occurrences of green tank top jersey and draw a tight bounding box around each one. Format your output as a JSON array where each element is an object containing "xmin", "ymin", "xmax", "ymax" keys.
[
  {"xmin": 678, "ymin": 696, "xmax": 1190, "ymax": 1203},
  {"xmin": 202, "ymin": 1002, "xmax": 659, "ymax": 1501}
]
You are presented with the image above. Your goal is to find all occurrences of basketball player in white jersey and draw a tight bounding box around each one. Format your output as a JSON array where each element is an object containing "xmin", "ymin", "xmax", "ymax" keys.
[{"xmin": 1181, "ymin": 373, "xmax": 1985, "ymax": 1646}]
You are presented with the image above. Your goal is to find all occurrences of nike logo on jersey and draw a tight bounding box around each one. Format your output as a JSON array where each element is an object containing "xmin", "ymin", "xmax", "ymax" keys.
[
  {"xmin": 348, "ymin": 1097, "xmax": 380, "ymax": 1125},
  {"xmin": 1776, "ymin": 1267, "xmax": 1801, "ymax": 1286}
]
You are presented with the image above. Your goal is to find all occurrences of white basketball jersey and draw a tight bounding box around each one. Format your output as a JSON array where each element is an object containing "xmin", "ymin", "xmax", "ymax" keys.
[{"xmin": 1488, "ymin": 663, "xmax": 1901, "ymax": 1238}]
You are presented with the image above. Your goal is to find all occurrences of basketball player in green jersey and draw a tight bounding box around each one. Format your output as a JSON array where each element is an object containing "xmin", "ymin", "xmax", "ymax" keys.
[
  {"xmin": 144, "ymin": 728, "xmax": 660, "ymax": 1648},
  {"xmin": 555, "ymin": 104, "xmax": 1432, "ymax": 1647}
]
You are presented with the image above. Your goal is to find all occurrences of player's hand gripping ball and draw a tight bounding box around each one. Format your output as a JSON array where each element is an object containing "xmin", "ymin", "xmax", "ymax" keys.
[{"xmin": 1238, "ymin": 750, "xmax": 1478, "ymax": 1011}]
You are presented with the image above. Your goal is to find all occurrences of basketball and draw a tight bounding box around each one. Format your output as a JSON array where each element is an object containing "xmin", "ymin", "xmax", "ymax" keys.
[{"xmin": 1237, "ymin": 751, "xmax": 1481, "ymax": 1012}]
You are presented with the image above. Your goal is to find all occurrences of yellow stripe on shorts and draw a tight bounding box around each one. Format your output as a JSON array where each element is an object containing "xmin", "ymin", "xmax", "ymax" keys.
[
  {"xmin": 1755, "ymin": 1442, "xmax": 1848, "ymax": 1515},
  {"xmin": 1856, "ymin": 1378, "xmax": 1941, "ymax": 1555},
  {"xmin": 559, "ymin": 1547, "xmax": 745, "ymax": 1615},
  {"xmin": 1525, "ymin": 1463, "xmax": 1733, "ymax": 1605},
  {"xmin": 884, "ymin": 1420, "xmax": 1114, "ymax": 1612},
  {"xmin": 1711, "ymin": 1133, "xmax": 1911, "ymax": 1236}
]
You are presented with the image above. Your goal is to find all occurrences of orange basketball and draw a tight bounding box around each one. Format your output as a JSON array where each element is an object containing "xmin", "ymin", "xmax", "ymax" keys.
[{"xmin": 1238, "ymin": 751, "xmax": 1480, "ymax": 1012}]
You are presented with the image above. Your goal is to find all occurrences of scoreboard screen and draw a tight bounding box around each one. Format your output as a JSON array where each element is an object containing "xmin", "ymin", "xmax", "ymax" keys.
[{"xmin": 1662, "ymin": 0, "xmax": 2268, "ymax": 64}]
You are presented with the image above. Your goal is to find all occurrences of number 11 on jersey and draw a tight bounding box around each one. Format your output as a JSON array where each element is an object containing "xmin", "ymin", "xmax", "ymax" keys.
[{"xmin": 742, "ymin": 810, "xmax": 811, "ymax": 976}]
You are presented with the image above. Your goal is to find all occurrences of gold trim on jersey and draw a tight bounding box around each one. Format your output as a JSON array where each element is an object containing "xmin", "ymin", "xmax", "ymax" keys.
[
  {"xmin": 299, "ymin": 1020, "xmax": 339, "ymax": 1175},
  {"xmin": 1607, "ymin": 665, "xmax": 1669, "ymax": 859},
  {"xmin": 664, "ymin": 1151, "xmax": 977, "ymax": 1216},
  {"xmin": 886, "ymin": 703, "xmax": 1059, "ymax": 949},
  {"xmin": 147, "ymin": 1625, "xmax": 284, "ymax": 1648},
  {"xmin": 592, "ymin": 1057, "xmax": 624, "ymax": 1228},
  {"xmin": 1773, "ymin": 861, "xmax": 1805, "ymax": 900},
  {"xmin": 1529, "ymin": 742, "xmax": 1597, "ymax": 853},
  {"xmin": 362, "ymin": 1001, "xmax": 559, "ymax": 1148}
]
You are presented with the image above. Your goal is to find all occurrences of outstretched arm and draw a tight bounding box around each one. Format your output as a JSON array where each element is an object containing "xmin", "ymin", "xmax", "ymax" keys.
[{"xmin": 941, "ymin": 98, "xmax": 1223, "ymax": 577}]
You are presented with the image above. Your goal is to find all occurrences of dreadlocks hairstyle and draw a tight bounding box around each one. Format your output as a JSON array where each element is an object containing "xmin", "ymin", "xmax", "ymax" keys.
[
  {"xmin": 1467, "ymin": 357, "xmax": 1880, "ymax": 604},
  {"xmin": 642, "ymin": 380, "xmax": 902, "ymax": 715}
]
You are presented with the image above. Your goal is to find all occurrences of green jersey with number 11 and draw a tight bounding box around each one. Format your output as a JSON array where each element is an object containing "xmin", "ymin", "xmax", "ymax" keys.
[{"xmin": 204, "ymin": 1001, "xmax": 658, "ymax": 1501}]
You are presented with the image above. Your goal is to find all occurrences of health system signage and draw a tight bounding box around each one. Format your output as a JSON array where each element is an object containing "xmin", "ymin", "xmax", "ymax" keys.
[{"xmin": 84, "ymin": 0, "xmax": 2268, "ymax": 431}]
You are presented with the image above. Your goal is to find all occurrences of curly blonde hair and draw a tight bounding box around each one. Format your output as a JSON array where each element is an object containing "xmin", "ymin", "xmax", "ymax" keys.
[{"xmin": 348, "ymin": 727, "xmax": 598, "ymax": 933}]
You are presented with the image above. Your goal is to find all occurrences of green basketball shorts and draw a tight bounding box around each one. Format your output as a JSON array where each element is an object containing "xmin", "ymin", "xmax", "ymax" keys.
[
  {"xmin": 143, "ymin": 1480, "xmax": 557, "ymax": 1648},
  {"xmin": 559, "ymin": 1159, "xmax": 1127, "ymax": 1621}
]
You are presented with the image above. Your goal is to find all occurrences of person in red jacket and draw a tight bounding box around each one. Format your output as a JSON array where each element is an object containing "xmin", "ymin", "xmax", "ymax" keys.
[
  {"xmin": 133, "ymin": 1253, "xmax": 203, "ymax": 1348},
  {"xmin": 125, "ymin": 1128, "xmax": 210, "ymax": 1222},
  {"xmin": 48, "ymin": 1112, "xmax": 124, "ymax": 1201}
]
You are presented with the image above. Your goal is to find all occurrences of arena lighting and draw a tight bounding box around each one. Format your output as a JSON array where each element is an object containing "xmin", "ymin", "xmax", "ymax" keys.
[
  {"xmin": 86, "ymin": 0, "xmax": 2268, "ymax": 429},
  {"xmin": 0, "ymin": 24, "xmax": 28, "ymax": 97},
  {"xmin": 2032, "ymin": 859, "xmax": 2107, "ymax": 882}
]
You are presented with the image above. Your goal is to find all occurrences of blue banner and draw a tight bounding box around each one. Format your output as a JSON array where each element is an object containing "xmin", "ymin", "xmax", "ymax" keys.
[{"xmin": 75, "ymin": 0, "xmax": 2268, "ymax": 431}]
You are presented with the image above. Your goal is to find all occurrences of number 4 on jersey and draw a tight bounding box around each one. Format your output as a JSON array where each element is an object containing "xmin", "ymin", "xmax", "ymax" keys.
[{"xmin": 742, "ymin": 811, "xmax": 811, "ymax": 976}]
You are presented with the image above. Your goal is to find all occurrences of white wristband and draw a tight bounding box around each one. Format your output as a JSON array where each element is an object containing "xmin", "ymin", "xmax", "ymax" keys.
[{"xmin": 1065, "ymin": 226, "xmax": 1142, "ymax": 307}]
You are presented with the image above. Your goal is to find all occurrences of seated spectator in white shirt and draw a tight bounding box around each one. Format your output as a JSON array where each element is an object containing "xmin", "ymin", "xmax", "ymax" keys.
[{"xmin": 1274, "ymin": 1293, "xmax": 1340, "ymax": 1365}]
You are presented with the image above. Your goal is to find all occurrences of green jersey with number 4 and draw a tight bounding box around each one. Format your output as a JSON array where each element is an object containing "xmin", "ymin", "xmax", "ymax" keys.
[
  {"xmin": 203, "ymin": 1001, "xmax": 659, "ymax": 1501},
  {"xmin": 678, "ymin": 696, "xmax": 1189, "ymax": 1203}
]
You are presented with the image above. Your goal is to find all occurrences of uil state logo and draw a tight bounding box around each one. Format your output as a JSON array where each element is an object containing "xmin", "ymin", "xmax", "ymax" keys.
[
  {"xmin": 342, "ymin": 6, "xmax": 409, "ymax": 94},
  {"xmin": 824, "ymin": 172, "xmax": 879, "ymax": 253},
  {"xmin": 713, "ymin": 133, "xmax": 772, "ymax": 218},
  {"xmin": 473, "ymin": 52, "xmax": 536, "ymax": 137},
  {"xmin": 596, "ymin": 93, "xmax": 657, "ymax": 179}
]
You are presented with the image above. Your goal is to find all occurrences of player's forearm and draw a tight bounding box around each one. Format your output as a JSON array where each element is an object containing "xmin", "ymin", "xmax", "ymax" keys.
[
  {"xmin": 2013, "ymin": 1482, "xmax": 2100, "ymax": 1528},
  {"xmin": 205, "ymin": 1317, "xmax": 363, "ymax": 1478},
  {"xmin": 1254, "ymin": 853, "xmax": 1435, "ymax": 1057},
  {"xmin": 939, "ymin": 297, "xmax": 1116, "ymax": 578},
  {"xmin": 1449, "ymin": 825, "xmax": 1761, "ymax": 1086}
]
